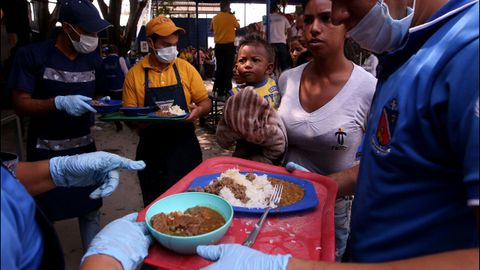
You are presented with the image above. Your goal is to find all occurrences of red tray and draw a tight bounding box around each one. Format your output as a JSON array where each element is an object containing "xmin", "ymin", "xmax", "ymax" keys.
[{"xmin": 138, "ymin": 156, "xmax": 337, "ymax": 269}]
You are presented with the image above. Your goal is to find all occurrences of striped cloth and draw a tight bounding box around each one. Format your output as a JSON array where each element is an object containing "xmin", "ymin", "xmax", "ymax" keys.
[{"xmin": 216, "ymin": 86, "xmax": 287, "ymax": 164}]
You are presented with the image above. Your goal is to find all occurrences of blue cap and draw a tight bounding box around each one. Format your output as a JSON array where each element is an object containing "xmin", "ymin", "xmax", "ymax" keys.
[{"xmin": 58, "ymin": 0, "xmax": 111, "ymax": 33}]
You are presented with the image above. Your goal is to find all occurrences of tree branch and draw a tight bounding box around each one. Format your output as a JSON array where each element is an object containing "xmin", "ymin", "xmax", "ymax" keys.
[{"xmin": 97, "ymin": 0, "xmax": 108, "ymax": 20}]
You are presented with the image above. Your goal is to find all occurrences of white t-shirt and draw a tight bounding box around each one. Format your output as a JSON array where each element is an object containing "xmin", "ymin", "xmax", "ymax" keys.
[
  {"xmin": 362, "ymin": 54, "xmax": 379, "ymax": 77},
  {"xmin": 268, "ymin": 13, "xmax": 291, "ymax": 44},
  {"xmin": 278, "ymin": 63, "xmax": 377, "ymax": 174},
  {"xmin": 290, "ymin": 22, "xmax": 299, "ymax": 37}
]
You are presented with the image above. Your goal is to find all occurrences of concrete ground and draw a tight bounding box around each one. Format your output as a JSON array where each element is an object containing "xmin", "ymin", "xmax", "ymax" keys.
[{"xmin": 1, "ymin": 80, "xmax": 233, "ymax": 269}]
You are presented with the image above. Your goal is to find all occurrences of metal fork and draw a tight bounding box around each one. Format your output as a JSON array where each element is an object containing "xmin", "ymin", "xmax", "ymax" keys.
[{"xmin": 243, "ymin": 184, "xmax": 283, "ymax": 247}]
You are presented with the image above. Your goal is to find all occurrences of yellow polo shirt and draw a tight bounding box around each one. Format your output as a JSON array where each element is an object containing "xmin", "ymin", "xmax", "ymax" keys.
[
  {"xmin": 122, "ymin": 55, "xmax": 208, "ymax": 107},
  {"xmin": 211, "ymin": 12, "xmax": 240, "ymax": 44}
]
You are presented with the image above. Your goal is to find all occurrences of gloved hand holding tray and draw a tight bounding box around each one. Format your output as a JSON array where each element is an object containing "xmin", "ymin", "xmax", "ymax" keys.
[{"xmin": 137, "ymin": 156, "xmax": 338, "ymax": 269}]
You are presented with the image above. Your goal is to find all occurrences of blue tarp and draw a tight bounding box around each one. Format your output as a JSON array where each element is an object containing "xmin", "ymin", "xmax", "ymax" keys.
[
  {"xmin": 136, "ymin": 18, "xmax": 211, "ymax": 51},
  {"xmin": 172, "ymin": 18, "xmax": 211, "ymax": 49}
]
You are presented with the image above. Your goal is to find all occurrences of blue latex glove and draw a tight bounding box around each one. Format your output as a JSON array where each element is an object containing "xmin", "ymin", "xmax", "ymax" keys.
[
  {"xmin": 49, "ymin": 151, "xmax": 146, "ymax": 199},
  {"xmin": 54, "ymin": 95, "xmax": 97, "ymax": 116},
  {"xmin": 285, "ymin": 161, "xmax": 310, "ymax": 172},
  {"xmin": 197, "ymin": 244, "xmax": 291, "ymax": 270},
  {"xmin": 81, "ymin": 213, "xmax": 152, "ymax": 270}
]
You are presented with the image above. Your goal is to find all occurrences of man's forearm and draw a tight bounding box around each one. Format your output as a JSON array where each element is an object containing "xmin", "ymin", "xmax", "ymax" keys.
[
  {"xmin": 15, "ymin": 160, "xmax": 56, "ymax": 195},
  {"xmin": 196, "ymin": 98, "xmax": 212, "ymax": 117},
  {"xmin": 13, "ymin": 91, "xmax": 56, "ymax": 116},
  {"xmin": 327, "ymin": 165, "xmax": 358, "ymax": 197},
  {"xmin": 287, "ymin": 248, "xmax": 479, "ymax": 270},
  {"xmin": 81, "ymin": 255, "xmax": 123, "ymax": 270}
]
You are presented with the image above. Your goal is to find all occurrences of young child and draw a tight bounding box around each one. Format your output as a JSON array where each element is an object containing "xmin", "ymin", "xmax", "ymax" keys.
[
  {"xmin": 229, "ymin": 35, "xmax": 281, "ymax": 109},
  {"xmin": 216, "ymin": 35, "xmax": 286, "ymax": 164},
  {"xmin": 289, "ymin": 36, "xmax": 307, "ymax": 67}
]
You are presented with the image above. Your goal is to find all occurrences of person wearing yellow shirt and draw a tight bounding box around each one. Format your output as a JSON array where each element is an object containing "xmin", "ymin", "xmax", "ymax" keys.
[
  {"xmin": 211, "ymin": 1, "xmax": 239, "ymax": 97},
  {"xmin": 122, "ymin": 16, "xmax": 212, "ymax": 206}
]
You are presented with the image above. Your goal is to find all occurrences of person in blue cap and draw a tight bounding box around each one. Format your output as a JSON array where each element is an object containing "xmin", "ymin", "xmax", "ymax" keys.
[
  {"xmin": 1, "ymin": 151, "xmax": 152, "ymax": 270},
  {"xmin": 195, "ymin": 0, "xmax": 479, "ymax": 269},
  {"xmin": 7, "ymin": 0, "xmax": 112, "ymax": 252}
]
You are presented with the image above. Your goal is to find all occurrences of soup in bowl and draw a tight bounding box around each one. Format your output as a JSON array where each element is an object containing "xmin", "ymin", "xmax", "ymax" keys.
[{"xmin": 145, "ymin": 192, "xmax": 233, "ymax": 254}]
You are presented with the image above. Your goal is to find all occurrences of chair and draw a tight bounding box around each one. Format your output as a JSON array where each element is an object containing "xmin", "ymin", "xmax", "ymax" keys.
[{"xmin": 1, "ymin": 110, "xmax": 25, "ymax": 160}]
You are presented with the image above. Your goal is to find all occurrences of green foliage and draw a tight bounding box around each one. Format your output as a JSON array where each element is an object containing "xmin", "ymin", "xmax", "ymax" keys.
[{"xmin": 155, "ymin": 0, "xmax": 174, "ymax": 16}]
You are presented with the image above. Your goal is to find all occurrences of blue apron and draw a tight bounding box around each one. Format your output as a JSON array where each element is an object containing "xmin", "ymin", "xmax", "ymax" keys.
[{"xmin": 136, "ymin": 64, "xmax": 202, "ymax": 206}]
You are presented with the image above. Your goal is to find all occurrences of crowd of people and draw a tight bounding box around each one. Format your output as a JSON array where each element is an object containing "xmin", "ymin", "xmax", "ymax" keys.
[
  {"xmin": 178, "ymin": 46, "xmax": 216, "ymax": 79},
  {"xmin": 1, "ymin": 0, "xmax": 478, "ymax": 269}
]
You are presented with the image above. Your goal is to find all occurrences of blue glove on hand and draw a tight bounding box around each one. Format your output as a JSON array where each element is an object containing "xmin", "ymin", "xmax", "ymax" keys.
[
  {"xmin": 197, "ymin": 244, "xmax": 291, "ymax": 270},
  {"xmin": 54, "ymin": 95, "xmax": 97, "ymax": 116},
  {"xmin": 285, "ymin": 161, "xmax": 310, "ymax": 172},
  {"xmin": 81, "ymin": 213, "xmax": 153, "ymax": 270},
  {"xmin": 49, "ymin": 151, "xmax": 146, "ymax": 199}
]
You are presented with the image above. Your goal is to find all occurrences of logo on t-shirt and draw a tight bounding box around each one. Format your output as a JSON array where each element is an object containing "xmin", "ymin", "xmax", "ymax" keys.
[
  {"xmin": 335, "ymin": 128, "xmax": 347, "ymax": 145},
  {"xmin": 331, "ymin": 128, "xmax": 348, "ymax": 151},
  {"xmin": 372, "ymin": 98, "xmax": 398, "ymax": 155},
  {"xmin": 268, "ymin": 85, "xmax": 278, "ymax": 93}
]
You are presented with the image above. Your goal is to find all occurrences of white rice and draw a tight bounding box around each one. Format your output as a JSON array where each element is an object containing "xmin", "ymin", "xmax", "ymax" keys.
[
  {"xmin": 169, "ymin": 105, "xmax": 186, "ymax": 115},
  {"xmin": 212, "ymin": 169, "xmax": 276, "ymax": 209}
]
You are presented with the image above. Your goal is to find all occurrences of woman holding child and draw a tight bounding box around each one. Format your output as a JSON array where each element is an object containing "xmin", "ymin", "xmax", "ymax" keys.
[{"xmin": 277, "ymin": 0, "xmax": 377, "ymax": 261}]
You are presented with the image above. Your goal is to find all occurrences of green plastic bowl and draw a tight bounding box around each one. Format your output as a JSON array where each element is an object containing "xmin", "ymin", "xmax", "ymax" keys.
[{"xmin": 145, "ymin": 192, "xmax": 234, "ymax": 254}]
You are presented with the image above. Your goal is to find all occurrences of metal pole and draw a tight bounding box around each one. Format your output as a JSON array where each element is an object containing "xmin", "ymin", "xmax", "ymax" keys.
[
  {"xmin": 244, "ymin": 3, "xmax": 246, "ymax": 27},
  {"xmin": 195, "ymin": 1, "xmax": 200, "ymax": 70},
  {"xmin": 266, "ymin": 0, "xmax": 271, "ymax": 43}
]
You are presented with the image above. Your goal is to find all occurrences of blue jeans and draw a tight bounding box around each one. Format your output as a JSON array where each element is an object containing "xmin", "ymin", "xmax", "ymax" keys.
[
  {"xmin": 335, "ymin": 197, "xmax": 353, "ymax": 261},
  {"xmin": 79, "ymin": 210, "xmax": 101, "ymax": 250}
]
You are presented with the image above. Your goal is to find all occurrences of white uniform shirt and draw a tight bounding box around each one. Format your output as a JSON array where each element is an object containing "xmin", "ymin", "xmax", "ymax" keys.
[
  {"xmin": 268, "ymin": 13, "xmax": 291, "ymax": 44},
  {"xmin": 278, "ymin": 63, "xmax": 377, "ymax": 174}
]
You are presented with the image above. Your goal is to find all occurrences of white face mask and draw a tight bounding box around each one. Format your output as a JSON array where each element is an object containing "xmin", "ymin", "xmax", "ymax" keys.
[
  {"xmin": 155, "ymin": 46, "xmax": 178, "ymax": 63},
  {"xmin": 66, "ymin": 25, "xmax": 99, "ymax": 54},
  {"xmin": 348, "ymin": 0, "xmax": 415, "ymax": 54}
]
